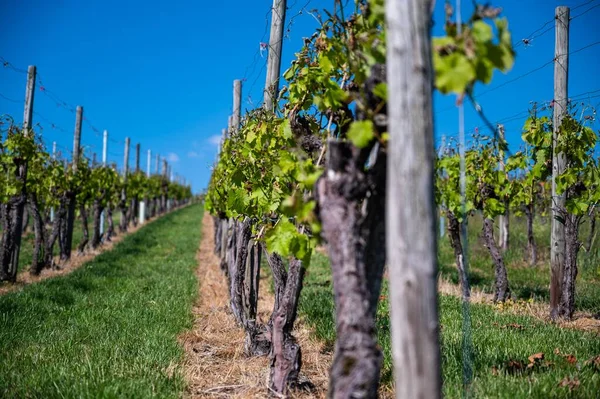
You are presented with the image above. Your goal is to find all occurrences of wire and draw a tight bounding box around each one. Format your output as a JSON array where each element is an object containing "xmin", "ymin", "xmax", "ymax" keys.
[
  {"xmin": 0, "ymin": 56, "xmax": 28, "ymax": 74},
  {"xmin": 513, "ymin": 0, "xmax": 597, "ymax": 49},
  {"xmin": 0, "ymin": 92, "xmax": 21, "ymax": 104},
  {"xmin": 571, "ymin": 1, "xmax": 600, "ymax": 20}
]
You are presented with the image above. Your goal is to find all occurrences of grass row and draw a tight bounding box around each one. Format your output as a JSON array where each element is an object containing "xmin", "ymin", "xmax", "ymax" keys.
[
  {"xmin": 0, "ymin": 204, "xmax": 202, "ymax": 398},
  {"xmin": 438, "ymin": 214, "xmax": 600, "ymax": 314},
  {"xmin": 297, "ymin": 214, "xmax": 599, "ymax": 398},
  {"xmin": 300, "ymin": 253, "xmax": 600, "ymax": 398}
]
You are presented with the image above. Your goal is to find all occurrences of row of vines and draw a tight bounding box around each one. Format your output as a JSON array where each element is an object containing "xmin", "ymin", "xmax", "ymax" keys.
[
  {"xmin": 0, "ymin": 116, "xmax": 193, "ymax": 282},
  {"xmin": 205, "ymin": 0, "xmax": 598, "ymax": 396}
]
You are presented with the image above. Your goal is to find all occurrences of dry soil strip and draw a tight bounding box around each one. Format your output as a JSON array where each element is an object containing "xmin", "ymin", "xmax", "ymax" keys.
[
  {"xmin": 180, "ymin": 213, "xmax": 333, "ymax": 398},
  {"xmin": 0, "ymin": 207, "xmax": 183, "ymax": 296}
]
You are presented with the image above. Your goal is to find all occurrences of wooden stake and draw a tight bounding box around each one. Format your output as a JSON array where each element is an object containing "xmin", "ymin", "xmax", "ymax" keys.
[
  {"xmin": 135, "ymin": 143, "xmax": 140, "ymax": 173},
  {"xmin": 233, "ymin": 80, "xmax": 242, "ymax": 133},
  {"xmin": 8, "ymin": 66, "xmax": 36, "ymax": 276},
  {"xmin": 385, "ymin": 0, "xmax": 441, "ymax": 397},
  {"xmin": 550, "ymin": 6, "xmax": 569, "ymax": 320},
  {"xmin": 263, "ymin": 0, "xmax": 286, "ymax": 111},
  {"xmin": 64, "ymin": 106, "xmax": 83, "ymax": 259}
]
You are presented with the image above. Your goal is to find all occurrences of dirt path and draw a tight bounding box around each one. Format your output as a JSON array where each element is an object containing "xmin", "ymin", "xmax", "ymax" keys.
[{"xmin": 180, "ymin": 213, "xmax": 332, "ymax": 398}]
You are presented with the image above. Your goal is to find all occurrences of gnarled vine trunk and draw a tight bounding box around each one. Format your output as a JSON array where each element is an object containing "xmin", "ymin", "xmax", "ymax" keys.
[
  {"xmin": 559, "ymin": 213, "xmax": 582, "ymax": 320},
  {"xmin": 63, "ymin": 191, "xmax": 76, "ymax": 260},
  {"xmin": 482, "ymin": 218, "xmax": 510, "ymax": 302},
  {"xmin": 269, "ymin": 256, "xmax": 305, "ymax": 395},
  {"xmin": 525, "ymin": 202, "xmax": 537, "ymax": 266},
  {"xmin": 243, "ymin": 240, "xmax": 269, "ymax": 356},
  {"xmin": 315, "ymin": 140, "xmax": 387, "ymax": 398},
  {"xmin": 106, "ymin": 206, "xmax": 115, "ymax": 241},
  {"xmin": 0, "ymin": 203, "xmax": 15, "ymax": 281},
  {"xmin": 90, "ymin": 198, "xmax": 104, "ymax": 249},
  {"xmin": 447, "ymin": 210, "xmax": 470, "ymax": 300},
  {"xmin": 231, "ymin": 218, "xmax": 251, "ymax": 325},
  {"xmin": 47, "ymin": 197, "xmax": 67, "ymax": 269},
  {"xmin": 585, "ymin": 208, "xmax": 596, "ymax": 252},
  {"xmin": 77, "ymin": 204, "xmax": 89, "ymax": 254},
  {"xmin": 29, "ymin": 193, "xmax": 48, "ymax": 275},
  {"xmin": 119, "ymin": 197, "xmax": 128, "ymax": 233}
]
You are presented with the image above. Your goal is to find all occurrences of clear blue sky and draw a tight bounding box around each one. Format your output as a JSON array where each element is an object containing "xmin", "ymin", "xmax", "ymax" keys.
[{"xmin": 1, "ymin": 0, "xmax": 599, "ymax": 193}]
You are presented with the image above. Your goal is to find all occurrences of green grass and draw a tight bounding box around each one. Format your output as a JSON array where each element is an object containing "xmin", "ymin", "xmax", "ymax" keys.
[
  {"xmin": 300, "ymin": 252, "xmax": 600, "ymax": 398},
  {"xmin": 438, "ymin": 214, "xmax": 600, "ymax": 314},
  {"xmin": 0, "ymin": 204, "xmax": 202, "ymax": 398}
]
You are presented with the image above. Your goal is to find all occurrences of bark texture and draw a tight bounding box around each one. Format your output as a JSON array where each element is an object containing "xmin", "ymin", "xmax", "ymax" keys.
[
  {"xmin": 269, "ymin": 257, "xmax": 305, "ymax": 395},
  {"xmin": 29, "ymin": 193, "xmax": 48, "ymax": 275},
  {"xmin": 47, "ymin": 197, "xmax": 67, "ymax": 269},
  {"xmin": 243, "ymin": 241, "xmax": 269, "ymax": 357},
  {"xmin": 231, "ymin": 219, "xmax": 251, "ymax": 326},
  {"xmin": 559, "ymin": 213, "xmax": 581, "ymax": 320},
  {"xmin": 585, "ymin": 209, "xmax": 596, "ymax": 252},
  {"xmin": 447, "ymin": 211, "xmax": 470, "ymax": 300},
  {"xmin": 482, "ymin": 218, "xmax": 510, "ymax": 302},
  {"xmin": 525, "ymin": 203, "xmax": 537, "ymax": 266},
  {"xmin": 77, "ymin": 204, "xmax": 90, "ymax": 254},
  {"xmin": 106, "ymin": 206, "xmax": 115, "ymax": 242},
  {"xmin": 315, "ymin": 139, "xmax": 386, "ymax": 398},
  {"xmin": 90, "ymin": 199, "xmax": 104, "ymax": 249}
]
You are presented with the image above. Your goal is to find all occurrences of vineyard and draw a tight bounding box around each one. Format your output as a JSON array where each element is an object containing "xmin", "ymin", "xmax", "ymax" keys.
[{"xmin": 1, "ymin": 0, "xmax": 600, "ymax": 398}]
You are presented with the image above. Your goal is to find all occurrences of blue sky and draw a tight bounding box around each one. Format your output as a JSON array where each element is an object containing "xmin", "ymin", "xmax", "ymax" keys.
[{"xmin": 1, "ymin": 0, "xmax": 599, "ymax": 192}]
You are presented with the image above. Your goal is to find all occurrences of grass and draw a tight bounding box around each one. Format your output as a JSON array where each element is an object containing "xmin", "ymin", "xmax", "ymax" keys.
[
  {"xmin": 298, "ymin": 213, "xmax": 600, "ymax": 398},
  {"xmin": 438, "ymin": 214, "xmax": 600, "ymax": 315},
  {"xmin": 300, "ymin": 253, "xmax": 600, "ymax": 398},
  {"xmin": 0, "ymin": 204, "xmax": 202, "ymax": 398}
]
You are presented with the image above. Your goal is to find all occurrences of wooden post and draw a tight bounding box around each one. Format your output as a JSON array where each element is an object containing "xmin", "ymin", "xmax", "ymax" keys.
[
  {"xmin": 100, "ymin": 130, "xmax": 108, "ymax": 236},
  {"xmin": 385, "ymin": 1, "xmax": 441, "ymax": 398},
  {"xmin": 8, "ymin": 66, "xmax": 36, "ymax": 276},
  {"xmin": 439, "ymin": 135, "xmax": 446, "ymax": 238},
  {"xmin": 119, "ymin": 137, "xmax": 130, "ymax": 231},
  {"xmin": 146, "ymin": 150, "xmax": 151, "ymax": 177},
  {"xmin": 498, "ymin": 124, "xmax": 509, "ymax": 251},
  {"xmin": 23, "ymin": 66, "xmax": 36, "ymax": 129},
  {"xmin": 550, "ymin": 6, "xmax": 569, "ymax": 320},
  {"xmin": 64, "ymin": 105, "xmax": 83, "ymax": 259},
  {"xmin": 263, "ymin": 0, "xmax": 286, "ymax": 111},
  {"xmin": 123, "ymin": 138, "xmax": 130, "ymax": 177},
  {"xmin": 232, "ymin": 80, "xmax": 242, "ymax": 133},
  {"xmin": 135, "ymin": 143, "xmax": 140, "ymax": 172}
]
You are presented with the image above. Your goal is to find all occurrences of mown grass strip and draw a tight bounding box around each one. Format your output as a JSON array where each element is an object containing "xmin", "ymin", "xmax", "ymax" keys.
[
  {"xmin": 300, "ymin": 252, "xmax": 600, "ymax": 398},
  {"xmin": 0, "ymin": 204, "xmax": 202, "ymax": 398}
]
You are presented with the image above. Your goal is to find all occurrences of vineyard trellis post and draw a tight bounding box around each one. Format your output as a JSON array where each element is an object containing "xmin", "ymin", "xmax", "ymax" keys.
[
  {"xmin": 233, "ymin": 80, "xmax": 242, "ymax": 132},
  {"xmin": 63, "ymin": 105, "xmax": 83, "ymax": 260},
  {"xmin": 132, "ymin": 143, "xmax": 140, "ymax": 225},
  {"xmin": 120, "ymin": 137, "xmax": 130, "ymax": 232},
  {"xmin": 8, "ymin": 65, "xmax": 37, "ymax": 277},
  {"xmin": 263, "ymin": 0, "xmax": 286, "ymax": 111},
  {"xmin": 385, "ymin": 0, "xmax": 441, "ymax": 397},
  {"xmin": 439, "ymin": 134, "xmax": 446, "ymax": 238},
  {"xmin": 135, "ymin": 143, "xmax": 140, "ymax": 172},
  {"xmin": 550, "ymin": 5, "xmax": 569, "ymax": 320},
  {"xmin": 498, "ymin": 124, "xmax": 509, "ymax": 251},
  {"xmin": 50, "ymin": 141, "xmax": 57, "ymax": 223},
  {"xmin": 100, "ymin": 130, "xmax": 108, "ymax": 235}
]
